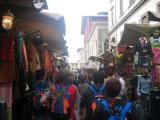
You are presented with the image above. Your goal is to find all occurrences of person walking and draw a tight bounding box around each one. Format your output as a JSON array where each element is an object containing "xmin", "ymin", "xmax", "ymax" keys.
[
  {"xmin": 92, "ymin": 78, "xmax": 137, "ymax": 120},
  {"xmin": 78, "ymin": 74, "xmax": 89, "ymax": 97},
  {"xmin": 33, "ymin": 69, "xmax": 51, "ymax": 120},
  {"xmin": 79, "ymin": 71, "xmax": 105, "ymax": 120},
  {"xmin": 65, "ymin": 70, "xmax": 79, "ymax": 120},
  {"xmin": 117, "ymin": 72, "xmax": 127, "ymax": 99},
  {"xmin": 137, "ymin": 72, "xmax": 152, "ymax": 120}
]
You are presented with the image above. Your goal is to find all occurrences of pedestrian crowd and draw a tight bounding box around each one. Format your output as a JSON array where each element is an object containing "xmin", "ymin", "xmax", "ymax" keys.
[{"xmin": 32, "ymin": 69, "xmax": 138, "ymax": 120}]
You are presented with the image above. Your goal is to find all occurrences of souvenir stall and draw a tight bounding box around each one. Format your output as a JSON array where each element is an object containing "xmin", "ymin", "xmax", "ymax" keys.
[
  {"xmin": 119, "ymin": 23, "xmax": 160, "ymax": 120},
  {"xmin": 119, "ymin": 24, "xmax": 160, "ymax": 78},
  {"xmin": 101, "ymin": 50, "xmax": 115, "ymax": 76},
  {"xmin": 0, "ymin": 1, "xmax": 66, "ymax": 120}
]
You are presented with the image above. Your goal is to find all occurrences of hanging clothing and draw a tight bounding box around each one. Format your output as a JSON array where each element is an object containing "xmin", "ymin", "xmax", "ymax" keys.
[
  {"xmin": 0, "ymin": 83, "xmax": 12, "ymax": 108},
  {"xmin": 152, "ymin": 65, "xmax": 160, "ymax": 85},
  {"xmin": 134, "ymin": 39, "xmax": 153, "ymax": 68},
  {"xmin": 152, "ymin": 48, "xmax": 160, "ymax": 64},
  {"xmin": 0, "ymin": 61, "xmax": 14, "ymax": 83},
  {"xmin": 30, "ymin": 45, "xmax": 38, "ymax": 73},
  {"xmin": 0, "ymin": 33, "xmax": 14, "ymax": 61},
  {"xmin": 0, "ymin": 33, "xmax": 14, "ymax": 83},
  {"xmin": 22, "ymin": 40, "xmax": 28, "ymax": 71},
  {"xmin": 44, "ymin": 49, "xmax": 53, "ymax": 73},
  {"xmin": 26, "ymin": 40, "xmax": 41, "ymax": 73},
  {"xmin": 123, "ymin": 63, "xmax": 133, "ymax": 76},
  {"xmin": 12, "ymin": 59, "xmax": 21, "ymax": 100},
  {"xmin": 150, "ymin": 37, "xmax": 160, "ymax": 64},
  {"xmin": 134, "ymin": 38, "xmax": 153, "ymax": 57}
]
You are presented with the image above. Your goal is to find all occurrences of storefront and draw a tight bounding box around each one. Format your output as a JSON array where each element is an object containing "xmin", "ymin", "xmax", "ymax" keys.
[
  {"xmin": 0, "ymin": 1, "xmax": 67, "ymax": 120},
  {"xmin": 118, "ymin": 23, "xmax": 160, "ymax": 119}
]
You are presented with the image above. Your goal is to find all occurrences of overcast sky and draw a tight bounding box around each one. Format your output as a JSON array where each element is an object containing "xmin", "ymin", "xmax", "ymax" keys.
[{"xmin": 47, "ymin": 0, "xmax": 108, "ymax": 62}]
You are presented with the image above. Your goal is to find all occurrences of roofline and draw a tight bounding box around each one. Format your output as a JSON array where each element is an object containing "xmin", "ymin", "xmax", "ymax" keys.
[{"xmin": 81, "ymin": 15, "xmax": 108, "ymax": 34}]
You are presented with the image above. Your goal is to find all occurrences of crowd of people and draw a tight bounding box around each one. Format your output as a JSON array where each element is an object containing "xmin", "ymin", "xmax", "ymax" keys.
[{"xmin": 32, "ymin": 69, "xmax": 138, "ymax": 120}]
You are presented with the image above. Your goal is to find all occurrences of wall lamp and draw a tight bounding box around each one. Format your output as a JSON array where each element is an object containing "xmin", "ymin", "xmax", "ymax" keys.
[{"xmin": 2, "ymin": 10, "xmax": 14, "ymax": 31}]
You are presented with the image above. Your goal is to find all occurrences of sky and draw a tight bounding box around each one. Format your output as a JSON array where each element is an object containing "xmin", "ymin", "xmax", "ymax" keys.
[{"xmin": 47, "ymin": 0, "xmax": 108, "ymax": 62}]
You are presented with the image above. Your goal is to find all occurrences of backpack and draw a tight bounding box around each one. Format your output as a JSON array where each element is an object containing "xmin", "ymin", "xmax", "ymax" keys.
[
  {"xmin": 88, "ymin": 85, "xmax": 105, "ymax": 112},
  {"xmin": 33, "ymin": 81, "xmax": 49, "ymax": 108},
  {"xmin": 102, "ymin": 100, "xmax": 132, "ymax": 120},
  {"xmin": 50, "ymin": 84, "xmax": 70, "ymax": 114}
]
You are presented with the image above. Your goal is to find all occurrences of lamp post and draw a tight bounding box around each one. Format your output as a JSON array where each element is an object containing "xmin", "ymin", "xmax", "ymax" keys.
[{"xmin": 2, "ymin": 10, "xmax": 14, "ymax": 31}]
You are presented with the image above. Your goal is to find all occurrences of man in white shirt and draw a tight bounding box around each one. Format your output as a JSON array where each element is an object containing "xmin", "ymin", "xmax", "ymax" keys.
[
  {"xmin": 119, "ymin": 77, "xmax": 127, "ymax": 96},
  {"xmin": 116, "ymin": 72, "xmax": 127, "ymax": 98}
]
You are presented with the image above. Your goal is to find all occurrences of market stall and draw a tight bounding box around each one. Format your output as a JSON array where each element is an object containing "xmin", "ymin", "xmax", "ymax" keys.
[
  {"xmin": 0, "ymin": 1, "xmax": 67, "ymax": 120},
  {"xmin": 118, "ymin": 23, "xmax": 160, "ymax": 120},
  {"xmin": 100, "ymin": 50, "xmax": 115, "ymax": 76}
]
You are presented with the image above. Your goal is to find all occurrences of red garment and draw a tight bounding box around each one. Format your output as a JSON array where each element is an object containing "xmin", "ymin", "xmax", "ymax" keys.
[
  {"xmin": 0, "ymin": 62, "xmax": 13, "ymax": 83},
  {"xmin": 152, "ymin": 65, "xmax": 160, "ymax": 85},
  {"xmin": 0, "ymin": 34, "xmax": 14, "ymax": 61},
  {"xmin": 123, "ymin": 63, "xmax": 133, "ymax": 76},
  {"xmin": 22, "ymin": 41, "xmax": 28, "ymax": 71},
  {"xmin": 67, "ymin": 85, "xmax": 78, "ymax": 120},
  {"xmin": 0, "ymin": 33, "xmax": 14, "ymax": 83},
  {"xmin": 152, "ymin": 48, "xmax": 160, "ymax": 64}
]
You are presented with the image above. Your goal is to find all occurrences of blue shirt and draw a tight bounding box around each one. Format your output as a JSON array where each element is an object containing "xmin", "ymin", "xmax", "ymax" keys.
[{"xmin": 137, "ymin": 75, "xmax": 152, "ymax": 95}]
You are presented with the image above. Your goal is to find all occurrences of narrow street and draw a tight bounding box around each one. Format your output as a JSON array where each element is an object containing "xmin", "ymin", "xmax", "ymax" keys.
[{"xmin": 0, "ymin": 0, "xmax": 160, "ymax": 120}]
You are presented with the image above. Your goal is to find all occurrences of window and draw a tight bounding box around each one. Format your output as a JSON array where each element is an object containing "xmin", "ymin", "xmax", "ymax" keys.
[
  {"xmin": 120, "ymin": 0, "xmax": 123, "ymax": 16},
  {"xmin": 156, "ymin": 1, "xmax": 160, "ymax": 12},
  {"xmin": 110, "ymin": 7, "xmax": 114, "ymax": 26},
  {"xmin": 141, "ymin": 15, "xmax": 148, "ymax": 24},
  {"xmin": 112, "ymin": 37, "xmax": 116, "ymax": 43},
  {"xmin": 129, "ymin": 0, "xmax": 135, "ymax": 6}
]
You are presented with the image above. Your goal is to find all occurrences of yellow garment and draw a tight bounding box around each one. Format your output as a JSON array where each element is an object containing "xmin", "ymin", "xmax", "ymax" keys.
[
  {"xmin": 28, "ymin": 42, "xmax": 41, "ymax": 73},
  {"xmin": 44, "ymin": 49, "xmax": 53, "ymax": 73}
]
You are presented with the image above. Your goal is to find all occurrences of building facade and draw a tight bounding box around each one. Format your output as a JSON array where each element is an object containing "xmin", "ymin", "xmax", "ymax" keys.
[
  {"xmin": 70, "ymin": 63, "xmax": 79, "ymax": 72},
  {"xmin": 108, "ymin": 0, "xmax": 160, "ymax": 49},
  {"xmin": 81, "ymin": 15, "xmax": 108, "ymax": 69}
]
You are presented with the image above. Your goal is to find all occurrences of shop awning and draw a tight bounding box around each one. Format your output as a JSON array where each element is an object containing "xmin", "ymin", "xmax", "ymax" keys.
[
  {"xmin": 88, "ymin": 56, "xmax": 103, "ymax": 61},
  {"xmin": 0, "ymin": 5, "xmax": 66, "ymax": 52},
  {"xmin": 18, "ymin": 9, "xmax": 66, "ymax": 52},
  {"xmin": 0, "ymin": 1, "xmax": 67, "ymax": 58},
  {"xmin": 146, "ymin": 11, "xmax": 160, "ymax": 22},
  {"xmin": 100, "ymin": 50, "xmax": 115, "ymax": 63},
  {"xmin": 0, "ymin": 0, "xmax": 48, "ymax": 9},
  {"xmin": 118, "ymin": 24, "xmax": 160, "ymax": 47},
  {"xmin": 17, "ymin": 9, "xmax": 66, "ymax": 35}
]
